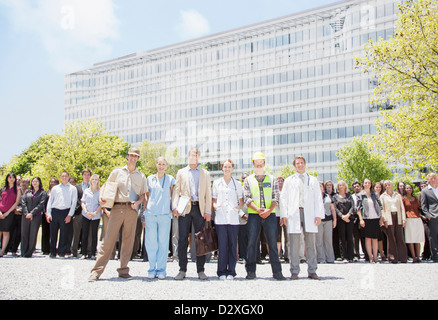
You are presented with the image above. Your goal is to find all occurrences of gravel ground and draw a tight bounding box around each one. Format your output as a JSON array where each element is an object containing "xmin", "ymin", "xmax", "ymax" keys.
[{"xmin": 0, "ymin": 252, "xmax": 437, "ymax": 301}]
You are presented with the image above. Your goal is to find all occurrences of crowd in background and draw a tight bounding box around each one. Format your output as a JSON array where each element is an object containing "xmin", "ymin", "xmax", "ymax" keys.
[{"xmin": 0, "ymin": 163, "xmax": 437, "ymax": 275}]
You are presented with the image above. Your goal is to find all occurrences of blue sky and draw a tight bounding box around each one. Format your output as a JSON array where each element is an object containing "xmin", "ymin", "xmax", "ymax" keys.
[{"xmin": 0, "ymin": 0, "xmax": 336, "ymax": 166}]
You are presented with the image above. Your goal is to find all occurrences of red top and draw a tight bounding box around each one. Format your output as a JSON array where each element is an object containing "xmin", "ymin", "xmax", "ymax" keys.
[
  {"xmin": 0, "ymin": 187, "xmax": 18, "ymax": 213},
  {"xmin": 402, "ymin": 196, "xmax": 421, "ymax": 219}
]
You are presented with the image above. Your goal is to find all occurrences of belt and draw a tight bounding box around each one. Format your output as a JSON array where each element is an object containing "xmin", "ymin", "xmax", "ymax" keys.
[
  {"xmin": 191, "ymin": 201, "xmax": 199, "ymax": 206},
  {"xmin": 114, "ymin": 202, "xmax": 131, "ymax": 206},
  {"xmin": 52, "ymin": 208, "xmax": 70, "ymax": 212}
]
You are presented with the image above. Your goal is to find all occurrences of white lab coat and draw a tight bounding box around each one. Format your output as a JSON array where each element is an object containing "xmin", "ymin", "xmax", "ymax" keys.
[{"xmin": 280, "ymin": 173, "xmax": 324, "ymax": 234}]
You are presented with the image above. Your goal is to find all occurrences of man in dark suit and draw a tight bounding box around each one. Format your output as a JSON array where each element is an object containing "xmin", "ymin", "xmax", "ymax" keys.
[
  {"xmin": 421, "ymin": 173, "xmax": 438, "ymax": 262},
  {"xmin": 71, "ymin": 169, "xmax": 91, "ymax": 257}
]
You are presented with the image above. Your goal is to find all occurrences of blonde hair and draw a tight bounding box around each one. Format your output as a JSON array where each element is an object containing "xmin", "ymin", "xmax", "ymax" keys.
[
  {"xmin": 336, "ymin": 180, "xmax": 349, "ymax": 193},
  {"xmin": 427, "ymin": 173, "xmax": 437, "ymax": 180},
  {"xmin": 384, "ymin": 180, "xmax": 393, "ymax": 187},
  {"xmin": 156, "ymin": 157, "xmax": 168, "ymax": 164},
  {"xmin": 90, "ymin": 174, "xmax": 100, "ymax": 190}
]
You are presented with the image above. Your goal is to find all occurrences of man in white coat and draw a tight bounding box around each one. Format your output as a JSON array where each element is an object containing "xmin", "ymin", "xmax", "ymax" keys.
[{"xmin": 280, "ymin": 156, "xmax": 324, "ymax": 280}]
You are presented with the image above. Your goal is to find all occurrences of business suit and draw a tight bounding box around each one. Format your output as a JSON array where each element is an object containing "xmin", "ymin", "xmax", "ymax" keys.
[
  {"xmin": 21, "ymin": 190, "xmax": 47, "ymax": 257},
  {"xmin": 421, "ymin": 187, "xmax": 438, "ymax": 262},
  {"xmin": 172, "ymin": 165, "xmax": 212, "ymax": 273},
  {"xmin": 70, "ymin": 183, "xmax": 87, "ymax": 256}
]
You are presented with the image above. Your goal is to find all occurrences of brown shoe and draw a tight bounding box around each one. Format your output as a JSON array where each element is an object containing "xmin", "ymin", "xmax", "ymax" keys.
[
  {"xmin": 308, "ymin": 273, "xmax": 320, "ymax": 280},
  {"xmin": 290, "ymin": 273, "xmax": 299, "ymax": 280},
  {"xmin": 119, "ymin": 273, "xmax": 133, "ymax": 280}
]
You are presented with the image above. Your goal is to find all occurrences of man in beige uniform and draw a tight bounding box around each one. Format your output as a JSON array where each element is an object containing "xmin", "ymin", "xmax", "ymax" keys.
[{"xmin": 88, "ymin": 148, "xmax": 147, "ymax": 281}]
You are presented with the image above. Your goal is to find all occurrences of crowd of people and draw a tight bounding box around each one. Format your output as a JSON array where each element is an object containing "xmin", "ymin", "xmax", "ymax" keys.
[{"xmin": 0, "ymin": 147, "xmax": 437, "ymax": 283}]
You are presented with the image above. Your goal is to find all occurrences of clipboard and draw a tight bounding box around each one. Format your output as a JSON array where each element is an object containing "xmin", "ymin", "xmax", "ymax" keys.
[{"xmin": 176, "ymin": 195, "xmax": 190, "ymax": 216}]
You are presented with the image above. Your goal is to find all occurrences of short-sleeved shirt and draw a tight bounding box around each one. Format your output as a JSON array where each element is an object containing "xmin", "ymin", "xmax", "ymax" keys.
[
  {"xmin": 81, "ymin": 188, "xmax": 102, "ymax": 220},
  {"xmin": 213, "ymin": 177, "xmax": 244, "ymax": 225},
  {"xmin": 144, "ymin": 174, "xmax": 175, "ymax": 215},
  {"xmin": 106, "ymin": 165, "xmax": 148, "ymax": 203},
  {"xmin": 402, "ymin": 196, "xmax": 421, "ymax": 219}
]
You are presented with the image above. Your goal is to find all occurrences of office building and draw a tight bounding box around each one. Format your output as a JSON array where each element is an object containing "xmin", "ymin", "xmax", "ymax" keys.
[{"xmin": 65, "ymin": 0, "xmax": 399, "ymax": 181}]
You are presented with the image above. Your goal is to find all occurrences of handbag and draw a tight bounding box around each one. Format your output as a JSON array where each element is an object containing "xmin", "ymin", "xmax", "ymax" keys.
[
  {"xmin": 231, "ymin": 178, "xmax": 247, "ymax": 225},
  {"xmin": 194, "ymin": 221, "xmax": 218, "ymax": 257}
]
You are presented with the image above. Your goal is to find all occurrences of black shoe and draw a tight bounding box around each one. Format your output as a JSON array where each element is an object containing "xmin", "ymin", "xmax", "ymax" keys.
[
  {"xmin": 246, "ymin": 272, "xmax": 256, "ymax": 280},
  {"xmin": 273, "ymin": 272, "xmax": 286, "ymax": 281}
]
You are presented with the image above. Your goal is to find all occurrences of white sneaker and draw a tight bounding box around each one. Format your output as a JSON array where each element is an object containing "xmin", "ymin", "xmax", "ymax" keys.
[
  {"xmin": 219, "ymin": 275, "xmax": 227, "ymax": 280},
  {"xmin": 226, "ymin": 275, "xmax": 234, "ymax": 280},
  {"xmin": 157, "ymin": 274, "xmax": 166, "ymax": 280},
  {"xmin": 147, "ymin": 273, "xmax": 156, "ymax": 279}
]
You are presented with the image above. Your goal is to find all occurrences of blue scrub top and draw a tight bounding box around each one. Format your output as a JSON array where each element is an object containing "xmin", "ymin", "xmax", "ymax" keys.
[{"xmin": 144, "ymin": 174, "xmax": 175, "ymax": 215}]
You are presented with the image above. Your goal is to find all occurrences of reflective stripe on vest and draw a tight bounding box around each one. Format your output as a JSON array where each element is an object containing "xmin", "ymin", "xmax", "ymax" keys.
[{"xmin": 247, "ymin": 174, "xmax": 275, "ymax": 214}]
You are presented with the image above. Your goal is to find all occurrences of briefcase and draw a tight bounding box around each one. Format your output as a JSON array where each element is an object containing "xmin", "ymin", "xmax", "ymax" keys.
[{"xmin": 195, "ymin": 221, "xmax": 218, "ymax": 257}]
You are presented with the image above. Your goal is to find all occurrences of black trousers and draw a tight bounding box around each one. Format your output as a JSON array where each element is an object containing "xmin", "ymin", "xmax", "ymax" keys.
[
  {"xmin": 49, "ymin": 208, "xmax": 70, "ymax": 256},
  {"xmin": 81, "ymin": 216, "xmax": 100, "ymax": 257},
  {"xmin": 177, "ymin": 204, "xmax": 206, "ymax": 273},
  {"xmin": 338, "ymin": 218, "xmax": 354, "ymax": 261}
]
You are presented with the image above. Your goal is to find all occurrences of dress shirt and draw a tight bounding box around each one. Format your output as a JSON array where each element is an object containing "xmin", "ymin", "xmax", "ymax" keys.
[
  {"xmin": 188, "ymin": 165, "xmax": 200, "ymax": 201},
  {"xmin": 81, "ymin": 188, "xmax": 101, "ymax": 220},
  {"xmin": 430, "ymin": 185, "xmax": 438, "ymax": 200},
  {"xmin": 297, "ymin": 173, "xmax": 307, "ymax": 207},
  {"xmin": 46, "ymin": 183, "xmax": 78, "ymax": 217},
  {"xmin": 80, "ymin": 182, "xmax": 90, "ymax": 191}
]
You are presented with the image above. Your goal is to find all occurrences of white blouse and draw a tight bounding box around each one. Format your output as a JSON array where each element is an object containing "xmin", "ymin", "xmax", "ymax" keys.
[{"xmin": 212, "ymin": 177, "xmax": 243, "ymax": 225}]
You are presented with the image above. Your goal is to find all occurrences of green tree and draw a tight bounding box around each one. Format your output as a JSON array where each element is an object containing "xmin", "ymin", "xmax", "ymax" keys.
[
  {"xmin": 336, "ymin": 136, "xmax": 392, "ymax": 187},
  {"xmin": 9, "ymin": 134, "xmax": 58, "ymax": 178},
  {"xmin": 30, "ymin": 120, "xmax": 129, "ymax": 188},
  {"xmin": 138, "ymin": 139, "xmax": 184, "ymax": 178},
  {"xmin": 392, "ymin": 172, "xmax": 421, "ymax": 197},
  {"xmin": 277, "ymin": 163, "xmax": 318, "ymax": 180},
  {"xmin": 355, "ymin": 0, "xmax": 438, "ymax": 172}
]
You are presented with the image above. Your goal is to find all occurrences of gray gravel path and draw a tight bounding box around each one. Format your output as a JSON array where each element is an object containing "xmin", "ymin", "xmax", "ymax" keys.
[{"xmin": 0, "ymin": 252, "xmax": 436, "ymax": 300}]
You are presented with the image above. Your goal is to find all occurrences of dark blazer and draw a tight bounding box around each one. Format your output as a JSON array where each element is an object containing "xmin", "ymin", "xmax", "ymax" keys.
[
  {"xmin": 21, "ymin": 190, "xmax": 48, "ymax": 216},
  {"xmin": 75, "ymin": 184, "xmax": 84, "ymax": 215},
  {"xmin": 421, "ymin": 187, "xmax": 438, "ymax": 219}
]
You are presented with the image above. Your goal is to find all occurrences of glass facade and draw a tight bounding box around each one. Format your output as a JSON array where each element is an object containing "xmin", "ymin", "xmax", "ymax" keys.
[{"xmin": 65, "ymin": 0, "xmax": 400, "ymax": 181}]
